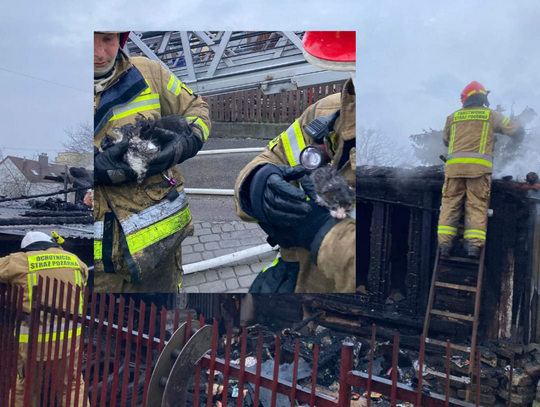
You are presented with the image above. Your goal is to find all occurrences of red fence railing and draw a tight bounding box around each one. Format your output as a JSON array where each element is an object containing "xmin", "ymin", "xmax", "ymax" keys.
[
  {"xmin": 206, "ymin": 82, "xmax": 345, "ymax": 124},
  {"xmin": 0, "ymin": 280, "xmax": 488, "ymax": 407}
]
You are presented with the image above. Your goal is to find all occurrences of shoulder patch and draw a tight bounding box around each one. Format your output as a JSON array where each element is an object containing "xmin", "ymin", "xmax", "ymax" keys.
[{"xmin": 269, "ymin": 134, "xmax": 281, "ymax": 150}]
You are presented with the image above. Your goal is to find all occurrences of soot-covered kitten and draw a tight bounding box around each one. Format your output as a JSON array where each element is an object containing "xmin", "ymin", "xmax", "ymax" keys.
[
  {"xmin": 309, "ymin": 166, "xmax": 354, "ymax": 219},
  {"xmin": 99, "ymin": 118, "xmax": 173, "ymax": 182}
]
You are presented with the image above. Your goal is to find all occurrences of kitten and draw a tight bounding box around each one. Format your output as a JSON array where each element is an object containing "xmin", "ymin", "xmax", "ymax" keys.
[{"xmin": 310, "ymin": 166, "xmax": 354, "ymax": 219}]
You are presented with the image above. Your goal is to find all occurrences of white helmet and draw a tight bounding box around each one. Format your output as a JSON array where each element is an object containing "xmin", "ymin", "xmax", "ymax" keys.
[{"xmin": 21, "ymin": 231, "xmax": 53, "ymax": 249}]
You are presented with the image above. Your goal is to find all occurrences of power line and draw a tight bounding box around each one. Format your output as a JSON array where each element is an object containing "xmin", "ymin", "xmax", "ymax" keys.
[{"xmin": 0, "ymin": 67, "xmax": 92, "ymax": 94}]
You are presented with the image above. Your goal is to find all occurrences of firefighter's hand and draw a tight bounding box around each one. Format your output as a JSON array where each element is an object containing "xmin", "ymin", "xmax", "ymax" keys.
[
  {"xmin": 145, "ymin": 115, "xmax": 203, "ymax": 177},
  {"xmin": 240, "ymin": 164, "xmax": 316, "ymax": 226},
  {"xmin": 94, "ymin": 142, "xmax": 136, "ymax": 185}
]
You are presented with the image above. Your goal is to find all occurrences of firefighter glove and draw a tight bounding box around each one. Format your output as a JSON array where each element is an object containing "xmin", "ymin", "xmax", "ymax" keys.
[
  {"xmin": 240, "ymin": 163, "xmax": 316, "ymax": 226},
  {"xmin": 94, "ymin": 141, "xmax": 136, "ymax": 185},
  {"xmin": 145, "ymin": 115, "xmax": 204, "ymax": 177}
]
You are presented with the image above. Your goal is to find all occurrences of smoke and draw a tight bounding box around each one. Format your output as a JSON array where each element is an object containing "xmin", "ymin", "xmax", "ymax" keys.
[{"xmin": 493, "ymin": 127, "xmax": 540, "ymax": 180}]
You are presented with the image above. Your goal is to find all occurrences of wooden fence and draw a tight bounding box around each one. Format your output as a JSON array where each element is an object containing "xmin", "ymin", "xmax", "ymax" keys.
[{"xmin": 206, "ymin": 82, "xmax": 346, "ymax": 124}]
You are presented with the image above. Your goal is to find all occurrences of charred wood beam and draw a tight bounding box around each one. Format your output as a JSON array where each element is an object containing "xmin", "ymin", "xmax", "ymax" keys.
[
  {"xmin": 22, "ymin": 210, "xmax": 90, "ymax": 217},
  {"xmin": 0, "ymin": 216, "xmax": 93, "ymax": 225},
  {"xmin": 0, "ymin": 187, "xmax": 89, "ymax": 203}
]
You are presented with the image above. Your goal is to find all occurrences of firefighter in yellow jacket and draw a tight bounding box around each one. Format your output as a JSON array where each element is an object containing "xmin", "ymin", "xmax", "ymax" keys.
[
  {"xmin": 438, "ymin": 81, "xmax": 524, "ymax": 258},
  {"xmin": 0, "ymin": 231, "xmax": 88, "ymax": 407},
  {"xmin": 93, "ymin": 32, "xmax": 211, "ymax": 292},
  {"xmin": 234, "ymin": 32, "xmax": 356, "ymax": 293}
]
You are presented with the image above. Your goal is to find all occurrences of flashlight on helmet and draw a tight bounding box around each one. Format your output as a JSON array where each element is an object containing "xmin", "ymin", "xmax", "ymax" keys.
[{"xmin": 299, "ymin": 145, "xmax": 329, "ymax": 170}]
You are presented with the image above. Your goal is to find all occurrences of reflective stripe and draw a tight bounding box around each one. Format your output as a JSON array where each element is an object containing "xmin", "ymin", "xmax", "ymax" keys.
[
  {"xmin": 448, "ymin": 124, "xmax": 456, "ymax": 154},
  {"xmin": 502, "ymin": 117, "xmax": 511, "ymax": 126},
  {"xmin": 447, "ymin": 152, "xmax": 493, "ymax": 161},
  {"xmin": 109, "ymin": 94, "xmax": 160, "ymax": 122},
  {"xmin": 18, "ymin": 325, "xmax": 82, "ymax": 344},
  {"xmin": 466, "ymin": 89, "xmax": 487, "ymax": 97},
  {"xmin": 167, "ymin": 75, "xmax": 182, "ymax": 96},
  {"xmin": 446, "ymin": 158, "xmax": 493, "ymax": 168},
  {"xmin": 94, "ymin": 241, "xmax": 103, "ymax": 260},
  {"xmin": 94, "ymin": 221, "xmax": 104, "ymax": 239},
  {"xmin": 453, "ymin": 109, "xmax": 490, "ymax": 122},
  {"xmin": 438, "ymin": 226, "xmax": 458, "ymax": 236},
  {"xmin": 186, "ymin": 116, "xmax": 209, "ymax": 140},
  {"xmin": 125, "ymin": 206, "xmax": 191, "ymax": 254},
  {"xmin": 121, "ymin": 189, "xmax": 189, "ymax": 235},
  {"xmin": 464, "ymin": 229, "xmax": 486, "ymax": 240},
  {"xmin": 281, "ymin": 120, "xmax": 306, "ymax": 166},
  {"xmin": 479, "ymin": 122, "xmax": 489, "ymax": 154},
  {"xmin": 262, "ymin": 252, "xmax": 281, "ymax": 273}
]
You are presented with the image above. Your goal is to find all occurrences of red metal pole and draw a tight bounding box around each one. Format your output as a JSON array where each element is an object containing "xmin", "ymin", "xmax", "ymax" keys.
[
  {"xmin": 65, "ymin": 284, "xmax": 81, "ymax": 407},
  {"xmin": 110, "ymin": 295, "xmax": 125, "ymax": 407},
  {"xmin": 338, "ymin": 342, "xmax": 353, "ymax": 407},
  {"xmin": 271, "ymin": 335, "xmax": 281, "ymax": 407},
  {"xmin": 91, "ymin": 293, "xmax": 107, "ymax": 407},
  {"xmin": 445, "ymin": 340, "xmax": 450, "ymax": 407},
  {"xmin": 120, "ymin": 298, "xmax": 135, "ymax": 407},
  {"xmin": 57, "ymin": 282, "xmax": 74, "ymax": 405},
  {"xmin": 207, "ymin": 319, "xmax": 219, "ymax": 407},
  {"xmin": 50, "ymin": 281, "xmax": 66, "ymax": 407},
  {"xmin": 23, "ymin": 276, "xmax": 43, "ymax": 407},
  {"xmin": 222, "ymin": 323, "xmax": 232, "ymax": 407},
  {"xmin": 254, "ymin": 331, "xmax": 263, "ymax": 407},
  {"xmin": 390, "ymin": 331, "xmax": 399, "ymax": 407},
  {"xmin": 99, "ymin": 293, "xmax": 116, "ymax": 407},
  {"xmin": 74, "ymin": 286, "xmax": 90, "ymax": 407},
  {"xmin": 130, "ymin": 300, "xmax": 146, "ymax": 407},
  {"xmin": 44, "ymin": 279, "xmax": 60, "ymax": 407},
  {"xmin": 159, "ymin": 306, "xmax": 167, "ymax": 354},
  {"xmin": 142, "ymin": 303, "xmax": 157, "ymax": 407},
  {"xmin": 83, "ymin": 291, "xmax": 98, "ymax": 407},
  {"xmin": 4, "ymin": 284, "xmax": 18, "ymax": 407},
  {"xmin": 367, "ymin": 324, "xmax": 376, "ymax": 407},
  {"xmin": 290, "ymin": 340, "xmax": 300, "ymax": 406},
  {"xmin": 9, "ymin": 287, "xmax": 24, "ymax": 407},
  {"xmin": 237, "ymin": 327, "xmax": 247, "ymax": 407},
  {"xmin": 310, "ymin": 344, "xmax": 319, "ymax": 407},
  {"xmin": 416, "ymin": 334, "xmax": 425, "ymax": 407},
  {"xmin": 193, "ymin": 316, "xmax": 205, "ymax": 407}
]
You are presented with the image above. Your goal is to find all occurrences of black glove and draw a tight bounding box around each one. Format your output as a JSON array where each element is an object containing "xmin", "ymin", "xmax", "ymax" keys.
[
  {"xmin": 145, "ymin": 115, "xmax": 204, "ymax": 177},
  {"xmin": 69, "ymin": 167, "xmax": 94, "ymax": 189},
  {"xmin": 94, "ymin": 141, "xmax": 136, "ymax": 185},
  {"xmin": 240, "ymin": 164, "xmax": 317, "ymax": 226},
  {"xmin": 259, "ymin": 201, "xmax": 340, "ymax": 264}
]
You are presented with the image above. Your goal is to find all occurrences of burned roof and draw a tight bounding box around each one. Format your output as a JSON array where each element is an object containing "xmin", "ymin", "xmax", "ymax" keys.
[{"xmin": 0, "ymin": 156, "xmax": 71, "ymax": 184}]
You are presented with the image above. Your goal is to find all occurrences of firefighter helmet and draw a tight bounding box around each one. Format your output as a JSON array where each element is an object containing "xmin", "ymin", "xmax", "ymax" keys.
[
  {"xmin": 302, "ymin": 31, "xmax": 355, "ymax": 72},
  {"xmin": 21, "ymin": 231, "xmax": 53, "ymax": 249},
  {"xmin": 461, "ymin": 81, "xmax": 490, "ymax": 105},
  {"xmin": 95, "ymin": 31, "xmax": 130, "ymax": 48}
]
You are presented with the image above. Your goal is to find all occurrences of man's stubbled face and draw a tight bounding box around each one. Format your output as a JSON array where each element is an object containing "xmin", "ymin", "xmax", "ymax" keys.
[{"xmin": 94, "ymin": 33, "xmax": 119, "ymax": 69}]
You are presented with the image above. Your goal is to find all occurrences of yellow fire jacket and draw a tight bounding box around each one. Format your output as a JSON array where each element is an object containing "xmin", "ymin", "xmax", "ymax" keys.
[
  {"xmin": 0, "ymin": 246, "xmax": 88, "ymax": 359},
  {"xmin": 234, "ymin": 79, "xmax": 356, "ymax": 293},
  {"xmin": 443, "ymin": 107, "xmax": 521, "ymax": 178},
  {"xmin": 94, "ymin": 50, "xmax": 211, "ymax": 286}
]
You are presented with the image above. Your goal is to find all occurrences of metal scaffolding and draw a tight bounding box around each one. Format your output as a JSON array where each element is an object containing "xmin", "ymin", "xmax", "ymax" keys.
[{"xmin": 125, "ymin": 31, "xmax": 350, "ymax": 96}]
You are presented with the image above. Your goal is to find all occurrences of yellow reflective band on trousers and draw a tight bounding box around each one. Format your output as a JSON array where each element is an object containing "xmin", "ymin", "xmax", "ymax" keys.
[
  {"xmin": 464, "ymin": 229, "xmax": 486, "ymax": 240},
  {"xmin": 186, "ymin": 116, "xmax": 209, "ymax": 140},
  {"xmin": 262, "ymin": 252, "xmax": 282, "ymax": 273},
  {"xmin": 94, "ymin": 241, "xmax": 103, "ymax": 260},
  {"xmin": 109, "ymin": 94, "xmax": 161, "ymax": 122},
  {"xmin": 438, "ymin": 226, "xmax": 458, "ymax": 236},
  {"xmin": 453, "ymin": 109, "xmax": 490, "ymax": 122},
  {"xmin": 18, "ymin": 325, "xmax": 83, "ymax": 344},
  {"xmin": 479, "ymin": 122, "xmax": 490, "ymax": 154},
  {"xmin": 125, "ymin": 205, "xmax": 191, "ymax": 254},
  {"xmin": 282, "ymin": 120, "xmax": 306, "ymax": 166},
  {"xmin": 28, "ymin": 254, "xmax": 80, "ymax": 271},
  {"xmin": 446, "ymin": 158, "xmax": 493, "ymax": 168},
  {"xmin": 167, "ymin": 75, "xmax": 183, "ymax": 96},
  {"xmin": 448, "ymin": 124, "xmax": 456, "ymax": 154}
]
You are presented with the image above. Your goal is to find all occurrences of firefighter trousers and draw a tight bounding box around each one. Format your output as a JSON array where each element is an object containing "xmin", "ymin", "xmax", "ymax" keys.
[{"xmin": 437, "ymin": 174, "xmax": 491, "ymax": 249}]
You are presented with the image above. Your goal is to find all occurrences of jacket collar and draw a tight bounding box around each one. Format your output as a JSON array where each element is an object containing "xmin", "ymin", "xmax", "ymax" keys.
[{"xmin": 21, "ymin": 241, "xmax": 60, "ymax": 253}]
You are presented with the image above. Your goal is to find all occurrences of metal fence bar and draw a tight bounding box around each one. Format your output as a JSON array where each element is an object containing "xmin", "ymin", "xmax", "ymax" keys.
[
  {"xmin": 100, "ymin": 293, "xmax": 116, "ymax": 407},
  {"xmin": 271, "ymin": 334, "xmax": 281, "ymax": 407},
  {"xmin": 290, "ymin": 340, "xmax": 300, "ymax": 407},
  {"xmin": 237, "ymin": 326, "xmax": 247, "ymax": 407},
  {"xmin": 57, "ymin": 281, "xmax": 73, "ymax": 405},
  {"xmin": 43, "ymin": 279, "xmax": 59, "ymax": 407},
  {"xmin": 222, "ymin": 322, "xmax": 232, "ymax": 407},
  {"xmin": 254, "ymin": 330, "xmax": 263, "ymax": 407},
  {"xmin": 74, "ymin": 285, "xmax": 90, "ymax": 407},
  {"xmin": 131, "ymin": 300, "xmax": 146, "ymax": 407},
  {"xmin": 91, "ymin": 293, "xmax": 107, "ymax": 407},
  {"xmin": 120, "ymin": 298, "xmax": 135, "ymax": 407},
  {"xmin": 192, "ymin": 315, "xmax": 204, "ymax": 406},
  {"xmin": 206, "ymin": 318, "xmax": 218, "ymax": 407},
  {"xmin": 310, "ymin": 343, "xmax": 319, "ymax": 407},
  {"xmin": 142, "ymin": 303, "xmax": 157, "ymax": 407},
  {"xmin": 66, "ymin": 284, "xmax": 81, "ymax": 407},
  {"xmin": 110, "ymin": 295, "xmax": 125, "ymax": 407}
]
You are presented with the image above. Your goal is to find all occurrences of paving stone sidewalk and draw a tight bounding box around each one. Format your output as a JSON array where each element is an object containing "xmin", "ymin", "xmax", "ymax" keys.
[{"xmin": 180, "ymin": 220, "xmax": 277, "ymax": 293}]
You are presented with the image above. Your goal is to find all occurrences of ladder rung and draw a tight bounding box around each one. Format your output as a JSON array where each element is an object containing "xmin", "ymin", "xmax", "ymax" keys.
[
  {"xmin": 435, "ymin": 282, "xmax": 477, "ymax": 292},
  {"xmin": 425, "ymin": 337, "xmax": 471, "ymax": 352},
  {"xmin": 431, "ymin": 309, "xmax": 475, "ymax": 321},
  {"xmin": 440, "ymin": 256, "xmax": 480, "ymax": 265}
]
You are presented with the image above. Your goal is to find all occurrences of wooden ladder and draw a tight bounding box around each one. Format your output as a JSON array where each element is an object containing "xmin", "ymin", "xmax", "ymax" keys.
[{"xmin": 421, "ymin": 245, "xmax": 486, "ymax": 401}]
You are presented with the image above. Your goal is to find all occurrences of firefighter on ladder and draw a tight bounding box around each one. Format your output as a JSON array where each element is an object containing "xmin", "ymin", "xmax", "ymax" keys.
[
  {"xmin": 0, "ymin": 231, "xmax": 89, "ymax": 407},
  {"xmin": 234, "ymin": 31, "xmax": 356, "ymax": 293},
  {"xmin": 438, "ymin": 81, "xmax": 524, "ymax": 258},
  {"xmin": 93, "ymin": 32, "xmax": 211, "ymax": 293}
]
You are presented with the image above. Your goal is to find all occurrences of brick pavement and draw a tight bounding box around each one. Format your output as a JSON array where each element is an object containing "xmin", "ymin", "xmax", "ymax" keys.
[{"xmin": 180, "ymin": 220, "xmax": 277, "ymax": 293}]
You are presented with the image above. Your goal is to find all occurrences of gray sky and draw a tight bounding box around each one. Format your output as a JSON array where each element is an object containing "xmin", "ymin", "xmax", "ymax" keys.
[{"xmin": 1, "ymin": 0, "xmax": 538, "ymax": 161}]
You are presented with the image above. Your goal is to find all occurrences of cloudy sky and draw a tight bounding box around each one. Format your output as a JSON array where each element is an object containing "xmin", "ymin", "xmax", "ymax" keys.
[{"xmin": 0, "ymin": 1, "xmax": 538, "ymax": 161}]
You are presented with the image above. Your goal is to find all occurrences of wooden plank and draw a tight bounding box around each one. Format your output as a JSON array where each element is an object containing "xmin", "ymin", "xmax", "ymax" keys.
[
  {"xmin": 294, "ymin": 90, "xmax": 300, "ymax": 119},
  {"xmin": 431, "ymin": 309, "xmax": 474, "ymax": 322},
  {"xmin": 288, "ymin": 91, "xmax": 294, "ymax": 123},
  {"xmin": 224, "ymin": 93, "xmax": 230, "ymax": 122},
  {"xmin": 251, "ymin": 89, "xmax": 256, "ymax": 122},
  {"xmin": 275, "ymin": 93, "xmax": 281, "ymax": 123},
  {"xmin": 498, "ymin": 201, "xmax": 516, "ymax": 339},
  {"xmin": 256, "ymin": 90, "xmax": 262, "ymax": 123},
  {"xmin": 269, "ymin": 94, "xmax": 275, "ymax": 123},
  {"xmin": 301, "ymin": 89, "xmax": 307, "ymax": 115},
  {"xmin": 425, "ymin": 338, "xmax": 471, "ymax": 352},
  {"xmin": 435, "ymin": 282, "xmax": 477, "ymax": 292}
]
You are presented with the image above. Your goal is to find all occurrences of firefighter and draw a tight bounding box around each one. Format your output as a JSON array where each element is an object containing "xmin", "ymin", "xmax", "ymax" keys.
[
  {"xmin": 93, "ymin": 32, "xmax": 211, "ymax": 293},
  {"xmin": 234, "ymin": 31, "xmax": 356, "ymax": 293},
  {"xmin": 438, "ymin": 81, "xmax": 524, "ymax": 258},
  {"xmin": 0, "ymin": 231, "xmax": 88, "ymax": 407}
]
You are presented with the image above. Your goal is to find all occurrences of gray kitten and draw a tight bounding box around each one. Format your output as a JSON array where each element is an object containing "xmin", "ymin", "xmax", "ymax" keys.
[{"xmin": 310, "ymin": 166, "xmax": 354, "ymax": 219}]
